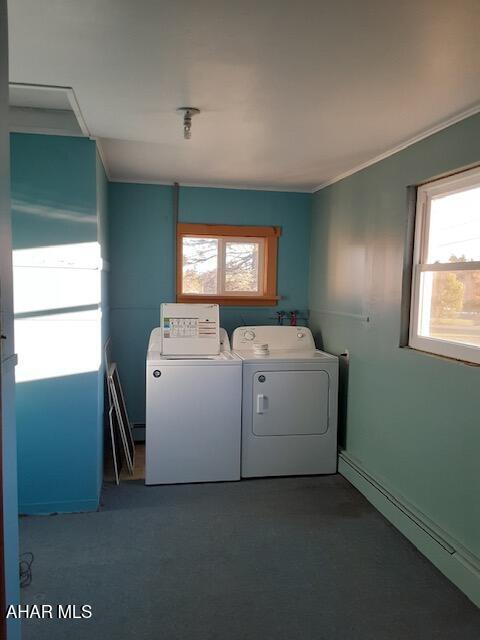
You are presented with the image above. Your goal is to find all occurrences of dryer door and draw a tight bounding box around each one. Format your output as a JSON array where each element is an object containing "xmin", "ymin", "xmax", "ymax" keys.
[{"xmin": 252, "ymin": 370, "xmax": 329, "ymax": 436}]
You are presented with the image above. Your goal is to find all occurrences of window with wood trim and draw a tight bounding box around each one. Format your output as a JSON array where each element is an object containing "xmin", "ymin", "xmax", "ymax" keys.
[{"xmin": 176, "ymin": 223, "xmax": 281, "ymax": 306}]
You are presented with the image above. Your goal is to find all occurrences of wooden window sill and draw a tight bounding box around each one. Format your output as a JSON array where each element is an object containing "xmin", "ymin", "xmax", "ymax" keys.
[
  {"xmin": 176, "ymin": 295, "xmax": 280, "ymax": 307},
  {"xmin": 177, "ymin": 223, "xmax": 280, "ymax": 308}
]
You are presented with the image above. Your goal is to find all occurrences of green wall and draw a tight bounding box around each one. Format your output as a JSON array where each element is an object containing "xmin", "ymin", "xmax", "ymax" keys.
[
  {"xmin": 96, "ymin": 151, "xmax": 109, "ymax": 496},
  {"xmin": 108, "ymin": 183, "xmax": 174, "ymax": 426},
  {"xmin": 109, "ymin": 183, "xmax": 311, "ymax": 423},
  {"xmin": 11, "ymin": 133, "xmax": 107, "ymax": 514},
  {"xmin": 309, "ymin": 114, "xmax": 480, "ymax": 587}
]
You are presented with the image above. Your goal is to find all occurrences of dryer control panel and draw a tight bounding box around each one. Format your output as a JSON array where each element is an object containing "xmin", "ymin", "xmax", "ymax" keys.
[{"xmin": 232, "ymin": 325, "xmax": 315, "ymax": 351}]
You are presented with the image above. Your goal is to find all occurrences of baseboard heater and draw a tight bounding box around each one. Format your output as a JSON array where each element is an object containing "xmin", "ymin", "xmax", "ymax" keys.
[
  {"xmin": 338, "ymin": 450, "xmax": 480, "ymax": 607},
  {"xmin": 339, "ymin": 451, "xmax": 455, "ymax": 553},
  {"xmin": 132, "ymin": 423, "xmax": 145, "ymax": 442}
]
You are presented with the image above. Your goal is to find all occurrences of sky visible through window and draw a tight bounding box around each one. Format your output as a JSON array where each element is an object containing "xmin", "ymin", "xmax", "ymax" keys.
[{"xmin": 428, "ymin": 186, "xmax": 480, "ymax": 263}]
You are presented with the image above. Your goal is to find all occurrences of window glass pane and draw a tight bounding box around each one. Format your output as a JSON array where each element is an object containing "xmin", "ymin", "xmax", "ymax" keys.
[
  {"xmin": 418, "ymin": 270, "xmax": 480, "ymax": 347},
  {"xmin": 427, "ymin": 186, "xmax": 480, "ymax": 263},
  {"xmin": 224, "ymin": 241, "xmax": 260, "ymax": 292},
  {"xmin": 182, "ymin": 237, "xmax": 218, "ymax": 294}
]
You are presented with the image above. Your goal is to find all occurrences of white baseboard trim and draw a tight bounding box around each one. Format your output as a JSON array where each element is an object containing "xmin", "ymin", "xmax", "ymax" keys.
[{"xmin": 338, "ymin": 451, "xmax": 480, "ymax": 608}]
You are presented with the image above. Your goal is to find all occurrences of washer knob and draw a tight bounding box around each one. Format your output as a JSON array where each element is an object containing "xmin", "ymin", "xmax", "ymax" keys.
[
  {"xmin": 244, "ymin": 330, "xmax": 256, "ymax": 341},
  {"xmin": 297, "ymin": 331, "xmax": 305, "ymax": 338}
]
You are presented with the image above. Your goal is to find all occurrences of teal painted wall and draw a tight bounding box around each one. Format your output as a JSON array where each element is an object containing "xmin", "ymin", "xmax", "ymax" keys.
[
  {"xmin": 109, "ymin": 182, "xmax": 311, "ymax": 423},
  {"xmin": 309, "ymin": 114, "xmax": 480, "ymax": 564},
  {"xmin": 179, "ymin": 187, "xmax": 311, "ymax": 331},
  {"xmin": 0, "ymin": 5, "xmax": 20, "ymax": 635},
  {"xmin": 96, "ymin": 151, "xmax": 109, "ymax": 496},
  {"xmin": 11, "ymin": 134, "xmax": 97, "ymax": 248},
  {"xmin": 108, "ymin": 183, "xmax": 174, "ymax": 426},
  {"xmin": 11, "ymin": 133, "xmax": 106, "ymax": 514}
]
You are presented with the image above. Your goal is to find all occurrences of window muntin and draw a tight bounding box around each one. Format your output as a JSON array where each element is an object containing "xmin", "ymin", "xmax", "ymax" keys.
[
  {"xmin": 176, "ymin": 223, "xmax": 280, "ymax": 306},
  {"xmin": 410, "ymin": 167, "xmax": 480, "ymax": 363}
]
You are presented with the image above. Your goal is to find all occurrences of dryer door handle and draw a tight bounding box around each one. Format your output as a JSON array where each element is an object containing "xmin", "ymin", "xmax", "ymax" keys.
[{"xmin": 256, "ymin": 394, "xmax": 266, "ymax": 414}]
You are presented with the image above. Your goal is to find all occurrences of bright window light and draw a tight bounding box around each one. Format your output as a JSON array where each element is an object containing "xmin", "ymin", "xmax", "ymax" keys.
[
  {"xmin": 15, "ymin": 310, "xmax": 101, "ymax": 383},
  {"xmin": 410, "ymin": 168, "xmax": 480, "ymax": 363},
  {"xmin": 176, "ymin": 223, "xmax": 280, "ymax": 305},
  {"xmin": 182, "ymin": 237, "xmax": 219, "ymax": 294},
  {"xmin": 181, "ymin": 235, "xmax": 264, "ymax": 296},
  {"xmin": 13, "ymin": 242, "xmax": 102, "ymax": 383},
  {"xmin": 225, "ymin": 241, "xmax": 261, "ymax": 293}
]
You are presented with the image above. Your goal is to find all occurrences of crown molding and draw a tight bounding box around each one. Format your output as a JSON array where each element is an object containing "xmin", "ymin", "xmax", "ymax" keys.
[
  {"xmin": 108, "ymin": 176, "xmax": 311, "ymax": 193},
  {"xmin": 65, "ymin": 87, "xmax": 90, "ymax": 137},
  {"xmin": 12, "ymin": 84, "xmax": 479, "ymax": 195},
  {"xmin": 312, "ymin": 103, "xmax": 480, "ymax": 193},
  {"xmin": 94, "ymin": 138, "xmax": 112, "ymax": 180}
]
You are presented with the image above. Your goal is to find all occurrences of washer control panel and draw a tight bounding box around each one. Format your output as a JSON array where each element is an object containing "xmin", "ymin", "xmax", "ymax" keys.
[{"xmin": 160, "ymin": 303, "xmax": 220, "ymax": 356}]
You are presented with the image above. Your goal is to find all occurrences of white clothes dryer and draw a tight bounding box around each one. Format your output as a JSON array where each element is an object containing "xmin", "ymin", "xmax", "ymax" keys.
[{"xmin": 232, "ymin": 325, "xmax": 338, "ymax": 478}]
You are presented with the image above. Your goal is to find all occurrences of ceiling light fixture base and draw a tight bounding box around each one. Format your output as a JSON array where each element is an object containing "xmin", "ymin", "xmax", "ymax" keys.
[{"xmin": 177, "ymin": 107, "xmax": 200, "ymax": 140}]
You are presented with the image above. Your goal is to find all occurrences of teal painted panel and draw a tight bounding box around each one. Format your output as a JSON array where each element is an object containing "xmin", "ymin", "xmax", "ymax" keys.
[
  {"xmin": 309, "ymin": 113, "xmax": 480, "ymax": 562},
  {"xmin": 108, "ymin": 183, "xmax": 312, "ymax": 422},
  {"xmin": 11, "ymin": 133, "xmax": 102, "ymax": 515},
  {"xmin": 110, "ymin": 307, "xmax": 160, "ymax": 424},
  {"xmin": 16, "ymin": 372, "xmax": 100, "ymax": 514},
  {"xmin": 10, "ymin": 133, "xmax": 97, "ymax": 249},
  {"xmin": 96, "ymin": 152, "xmax": 109, "ymax": 496},
  {"xmin": 108, "ymin": 182, "xmax": 174, "ymax": 309},
  {"xmin": 108, "ymin": 182, "xmax": 174, "ymax": 424}
]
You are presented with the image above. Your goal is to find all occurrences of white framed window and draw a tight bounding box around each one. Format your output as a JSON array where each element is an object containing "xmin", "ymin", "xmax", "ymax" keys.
[
  {"xmin": 410, "ymin": 166, "xmax": 480, "ymax": 363},
  {"xmin": 181, "ymin": 235, "xmax": 265, "ymax": 297}
]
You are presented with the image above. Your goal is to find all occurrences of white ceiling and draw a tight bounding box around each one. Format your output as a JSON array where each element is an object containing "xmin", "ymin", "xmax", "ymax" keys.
[{"xmin": 7, "ymin": 0, "xmax": 480, "ymax": 191}]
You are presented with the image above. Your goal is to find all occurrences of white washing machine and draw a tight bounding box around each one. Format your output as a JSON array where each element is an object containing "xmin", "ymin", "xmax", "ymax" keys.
[
  {"xmin": 145, "ymin": 304, "xmax": 242, "ymax": 485},
  {"xmin": 232, "ymin": 325, "xmax": 338, "ymax": 478}
]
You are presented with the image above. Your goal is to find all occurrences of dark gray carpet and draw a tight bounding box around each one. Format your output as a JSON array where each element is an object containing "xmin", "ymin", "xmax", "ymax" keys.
[{"xmin": 20, "ymin": 475, "xmax": 480, "ymax": 639}]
